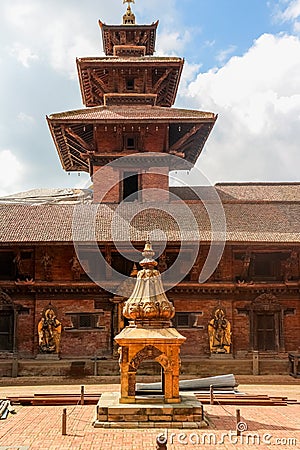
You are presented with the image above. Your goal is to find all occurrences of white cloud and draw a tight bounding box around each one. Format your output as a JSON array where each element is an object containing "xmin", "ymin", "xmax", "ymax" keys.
[
  {"xmin": 216, "ymin": 45, "xmax": 237, "ymax": 64},
  {"xmin": 280, "ymin": 0, "xmax": 300, "ymax": 21},
  {"xmin": 17, "ymin": 112, "xmax": 36, "ymax": 125},
  {"xmin": 10, "ymin": 43, "xmax": 38, "ymax": 68},
  {"xmin": 0, "ymin": 150, "xmax": 24, "ymax": 196},
  {"xmin": 2, "ymin": 1, "xmax": 105, "ymax": 78},
  {"xmin": 157, "ymin": 30, "xmax": 192, "ymax": 56},
  {"xmin": 184, "ymin": 33, "xmax": 300, "ymax": 182},
  {"xmin": 274, "ymin": 0, "xmax": 300, "ymax": 33}
]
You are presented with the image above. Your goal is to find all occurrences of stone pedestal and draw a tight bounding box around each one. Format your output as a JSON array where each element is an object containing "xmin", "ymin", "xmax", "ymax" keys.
[
  {"xmin": 115, "ymin": 326, "xmax": 186, "ymax": 404},
  {"xmin": 93, "ymin": 392, "xmax": 207, "ymax": 429},
  {"xmin": 35, "ymin": 353, "xmax": 60, "ymax": 360},
  {"xmin": 209, "ymin": 353, "xmax": 233, "ymax": 359}
]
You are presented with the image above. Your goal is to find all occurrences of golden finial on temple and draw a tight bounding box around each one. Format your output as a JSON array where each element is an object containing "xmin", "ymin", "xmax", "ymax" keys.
[{"xmin": 123, "ymin": 0, "xmax": 136, "ymax": 25}]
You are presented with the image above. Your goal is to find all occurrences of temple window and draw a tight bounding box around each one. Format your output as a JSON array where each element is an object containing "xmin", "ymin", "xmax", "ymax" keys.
[
  {"xmin": 66, "ymin": 313, "xmax": 104, "ymax": 330},
  {"xmin": 122, "ymin": 171, "xmax": 139, "ymax": 201},
  {"xmin": 126, "ymin": 78, "xmax": 135, "ymax": 91},
  {"xmin": 173, "ymin": 312, "xmax": 203, "ymax": 328},
  {"xmin": 0, "ymin": 251, "xmax": 15, "ymax": 280},
  {"xmin": 124, "ymin": 134, "xmax": 137, "ymax": 150}
]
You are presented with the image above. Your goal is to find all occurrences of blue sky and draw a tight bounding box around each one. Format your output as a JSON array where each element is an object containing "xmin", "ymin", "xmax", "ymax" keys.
[{"xmin": 1, "ymin": 0, "xmax": 300, "ymax": 196}]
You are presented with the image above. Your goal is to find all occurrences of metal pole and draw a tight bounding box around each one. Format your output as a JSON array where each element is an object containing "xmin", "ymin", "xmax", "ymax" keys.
[
  {"xmin": 12, "ymin": 308, "xmax": 18, "ymax": 378},
  {"xmin": 236, "ymin": 409, "xmax": 241, "ymax": 436},
  {"xmin": 81, "ymin": 385, "xmax": 85, "ymax": 405},
  {"xmin": 62, "ymin": 408, "xmax": 67, "ymax": 435},
  {"xmin": 210, "ymin": 384, "xmax": 214, "ymax": 405}
]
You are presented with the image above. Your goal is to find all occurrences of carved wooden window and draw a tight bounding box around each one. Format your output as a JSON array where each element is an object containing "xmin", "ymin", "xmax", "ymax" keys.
[
  {"xmin": 251, "ymin": 252, "xmax": 286, "ymax": 281},
  {"xmin": 79, "ymin": 315, "xmax": 92, "ymax": 329},
  {"xmin": 173, "ymin": 312, "xmax": 203, "ymax": 328},
  {"xmin": 0, "ymin": 252, "xmax": 15, "ymax": 280},
  {"xmin": 112, "ymin": 252, "xmax": 136, "ymax": 276},
  {"xmin": 66, "ymin": 313, "xmax": 104, "ymax": 330},
  {"xmin": 124, "ymin": 134, "xmax": 137, "ymax": 150},
  {"xmin": 126, "ymin": 78, "xmax": 135, "ymax": 91}
]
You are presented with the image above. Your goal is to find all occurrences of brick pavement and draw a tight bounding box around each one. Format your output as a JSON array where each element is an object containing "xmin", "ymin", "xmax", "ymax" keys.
[{"xmin": 0, "ymin": 377, "xmax": 298, "ymax": 450}]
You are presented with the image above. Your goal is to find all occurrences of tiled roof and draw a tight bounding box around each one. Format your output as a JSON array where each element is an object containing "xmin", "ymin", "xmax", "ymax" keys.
[
  {"xmin": 0, "ymin": 194, "xmax": 299, "ymax": 244},
  {"xmin": 47, "ymin": 105, "xmax": 216, "ymax": 122},
  {"xmin": 170, "ymin": 183, "xmax": 300, "ymax": 203},
  {"xmin": 77, "ymin": 57, "xmax": 183, "ymax": 64},
  {"xmin": 216, "ymin": 183, "xmax": 300, "ymax": 202}
]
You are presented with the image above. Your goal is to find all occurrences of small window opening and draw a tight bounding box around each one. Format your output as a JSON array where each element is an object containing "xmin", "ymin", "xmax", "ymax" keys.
[
  {"xmin": 126, "ymin": 78, "xmax": 134, "ymax": 91},
  {"xmin": 123, "ymin": 172, "xmax": 139, "ymax": 202},
  {"xmin": 127, "ymin": 137, "xmax": 135, "ymax": 149},
  {"xmin": 79, "ymin": 315, "xmax": 92, "ymax": 328}
]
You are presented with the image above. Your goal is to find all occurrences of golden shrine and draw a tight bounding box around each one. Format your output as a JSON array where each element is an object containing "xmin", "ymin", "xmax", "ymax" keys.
[{"xmin": 115, "ymin": 241, "xmax": 186, "ymax": 404}]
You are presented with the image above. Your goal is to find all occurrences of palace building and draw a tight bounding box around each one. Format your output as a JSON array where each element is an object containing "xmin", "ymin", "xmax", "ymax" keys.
[{"xmin": 0, "ymin": 1, "xmax": 299, "ymax": 378}]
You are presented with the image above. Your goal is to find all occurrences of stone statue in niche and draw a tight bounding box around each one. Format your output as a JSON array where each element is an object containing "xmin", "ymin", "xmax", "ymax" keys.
[
  {"xmin": 282, "ymin": 250, "xmax": 298, "ymax": 282},
  {"xmin": 158, "ymin": 251, "xmax": 167, "ymax": 273},
  {"xmin": 41, "ymin": 251, "xmax": 53, "ymax": 281},
  {"xmin": 208, "ymin": 308, "xmax": 231, "ymax": 354},
  {"xmin": 38, "ymin": 306, "xmax": 62, "ymax": 354},
  {"xmin": 13, "ymin": 251, "xmax": 34, "ymax": 282},
  {"xmin": 69, "ymin": 255, "xmax": 83, "ymax": 281},
  {"xmin": 239, "ymin": 250, "xmax": 252, "ymax": 283}
]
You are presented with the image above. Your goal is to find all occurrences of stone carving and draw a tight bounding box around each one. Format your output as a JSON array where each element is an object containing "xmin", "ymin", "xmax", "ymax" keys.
[
  {"xmin": 38, "ymin": 306, "xmax": 62, "ymax": 354},
  {"xmin": 41, "ymin": 252, "xmax": 53, "ymax": 281},
  {"xmin": 129, "ymin": 345, "xmax": 162, "ymax": 372},
  {"xmin": 13, "ymin": 251, "xmax": 34, "ymax": 282},
  {"xmin": 156, "ymin": 353, "xmax": 172, "ymax": 372},
  {"xmin": 158, "ymin": 251, "xmax": 167, "ymax": 273},
  {"xmin": 251, "ymin": 293, "xmax": 281, "ymax": 312},
  {"xmin": 282, "ymin": 250, "xmax": 298, "ymax": 282},
  {"xmin": 69, "ymin": 255, "xmax": 82, "ymax": 281},
  {"xmin": 0, "ymin": 289, "xmax": 13, "ymax": 306},
  {"xmin": 208, "ymin": 308, "xmax": 231, "ymax": 354},
  {"xmin": 239, "ymin": 250, "xmax": 252, "ymax": 282}
]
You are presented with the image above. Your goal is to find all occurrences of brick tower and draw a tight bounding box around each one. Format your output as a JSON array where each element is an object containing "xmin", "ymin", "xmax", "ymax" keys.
[{"xmin": 47, "ymin": 0, "xmax": 217, "ymax": 203}]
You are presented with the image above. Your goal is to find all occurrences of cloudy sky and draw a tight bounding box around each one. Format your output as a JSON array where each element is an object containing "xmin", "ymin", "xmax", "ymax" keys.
[{"xmin": 1, "ymin": 0, "xmax": 300, "ymax": 196}]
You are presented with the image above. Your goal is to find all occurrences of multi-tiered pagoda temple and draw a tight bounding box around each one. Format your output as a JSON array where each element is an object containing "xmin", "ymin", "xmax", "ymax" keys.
[{"xmin": 47, "ymin": 1, "xmax": 216, "ymax": 204}]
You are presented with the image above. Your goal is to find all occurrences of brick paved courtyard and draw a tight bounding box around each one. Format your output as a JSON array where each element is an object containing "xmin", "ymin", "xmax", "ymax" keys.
[{"xmin": 0, "ymin": 376, "xmax": 299, "ymax": 450}]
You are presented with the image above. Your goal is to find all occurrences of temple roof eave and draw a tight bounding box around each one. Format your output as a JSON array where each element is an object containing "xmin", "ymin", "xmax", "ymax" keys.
[
  {"xmin": 47, "ymin": 106, "xmax": 217, "ymax": 122},
  {"xmin": 99, "ymin": 20, "xmax": 159, "ymax": 56},
  {"xmin": 47, "ymin": 108, "xmax": 216, "ymax": 171},
  {"xmin": 76, "ymin": 58, "xmax": 184, "ymax": 108}
]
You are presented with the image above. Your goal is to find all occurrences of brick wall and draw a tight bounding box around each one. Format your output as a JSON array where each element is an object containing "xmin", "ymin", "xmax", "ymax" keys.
[
  {"xmin": 93, "ymin": 165, "xmax": 120, "ymax": 203},
  {"xmin": 141, "ymin": 167, "xmax": 169, "ymax": 202}
]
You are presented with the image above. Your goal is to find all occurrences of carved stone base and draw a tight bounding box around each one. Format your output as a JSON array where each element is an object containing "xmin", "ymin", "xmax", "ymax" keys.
[
  {"xmin": 93, "ymin": 392, "xmax": 207, "ymax": 429},
  {"xmin": 35, "ymin": 353, "xmax": 60, "ymax": 360},
  {"xmin": 209, "ymin": 353, "xmax": 233, "ymax": 359}
]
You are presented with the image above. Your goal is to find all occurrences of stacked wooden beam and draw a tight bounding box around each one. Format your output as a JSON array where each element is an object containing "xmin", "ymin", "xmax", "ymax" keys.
[
  {"xmin": 6, "ymin": 392, "xmax": 299, "ymax": 407},
  {"xmin": 196, "ymin": 393, "xmax": 298, "ymax": 406},
  {"xmin": 7, "ymin": 393, "xmax": 101, "ymax": 406}
]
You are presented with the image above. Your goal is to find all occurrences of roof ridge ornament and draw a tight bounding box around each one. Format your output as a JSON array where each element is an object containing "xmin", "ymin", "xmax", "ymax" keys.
[{"xmin": 123, "ymin": 0, "xmax": 136, "ymax": 25}]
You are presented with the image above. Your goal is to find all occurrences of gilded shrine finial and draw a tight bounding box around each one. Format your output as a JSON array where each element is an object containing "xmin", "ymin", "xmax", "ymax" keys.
[
  {"xmin": 122, "ymin": 241, "xmax": 175, "ymax": 326},
  {"xmin": 123, "ymin": 0, "xmax": 136, "ymax": 25}
]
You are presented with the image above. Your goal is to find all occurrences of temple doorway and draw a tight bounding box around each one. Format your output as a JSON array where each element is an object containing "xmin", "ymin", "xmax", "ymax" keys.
[
  {"xmin": 0, "ymin": 310, "xmax": 13, "ymax": 351},
  {"xmin": 255, "ymin": 313, "xmax": 276, "ymax": 351}
]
